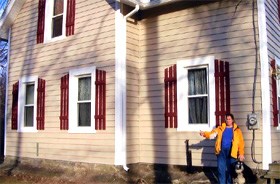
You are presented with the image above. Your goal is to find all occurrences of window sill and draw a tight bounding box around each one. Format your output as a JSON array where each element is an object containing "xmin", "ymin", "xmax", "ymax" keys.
[
  {"xmin": 44, "ymin": 35, "xmax": 66, "ymax": 44},
  {"xmin": 68, "ymin": 129, "xmax": 96, "ymax": 134},
  {"xmin": 17, "ymin": 129, "xmax": 38, "ymax": 133}
]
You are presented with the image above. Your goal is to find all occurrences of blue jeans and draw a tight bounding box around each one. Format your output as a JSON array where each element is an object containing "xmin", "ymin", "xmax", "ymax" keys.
[{"xmin": 217, "ymin": 147, "xmax": 236, "ymax": 184}]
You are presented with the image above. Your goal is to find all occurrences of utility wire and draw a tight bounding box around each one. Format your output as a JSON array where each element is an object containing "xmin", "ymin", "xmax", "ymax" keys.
[{"xmin": 251, "ymin": 0, "xmax": 262, "ymax": 164}]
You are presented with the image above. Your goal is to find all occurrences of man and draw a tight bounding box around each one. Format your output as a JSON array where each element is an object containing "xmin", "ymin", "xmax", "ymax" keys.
[{"xmin": 200, "ymin": 113, "xmax": 245, "ymax": 184}]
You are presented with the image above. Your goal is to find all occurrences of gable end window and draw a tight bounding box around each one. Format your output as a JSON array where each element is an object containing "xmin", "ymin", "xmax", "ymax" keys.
[{"xmin": 37, "ymin": 0, "xmax": 76, "ymax": 43}]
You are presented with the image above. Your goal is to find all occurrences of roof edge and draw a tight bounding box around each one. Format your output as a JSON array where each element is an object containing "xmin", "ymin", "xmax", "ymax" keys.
[
  {"xmin": 0, "ymin": 0, "xmax": 27, "ymax": 40},
  {"xmin": 117, "ymin": 0, "xmax": 183, "ymax": 10}
]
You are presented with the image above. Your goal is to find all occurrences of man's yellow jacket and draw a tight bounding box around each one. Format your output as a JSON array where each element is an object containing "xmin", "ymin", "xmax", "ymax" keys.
[{"xmin": 203, "ymin": 122, "xmax": 245, "ymax": 159}]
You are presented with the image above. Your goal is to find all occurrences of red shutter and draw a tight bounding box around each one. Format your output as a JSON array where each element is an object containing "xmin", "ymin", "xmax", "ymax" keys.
[
  {"xmin": 164, "ymin": 65, "xmax": 177, "ymax": 128},
  {"xmin": 66, "ymin": 0, "xmax": 76, "ymax": 36},
  {"xmin": 95, "ymin": 70, "xmax": 106, "ymax": 130},
  {"xmin": 37, "ymin": 78, "xmax": 46, "ymax": 130},
  {"xmin": 278, "ymin": 0, "xmax": 280, "ymax": 23},
  {"xmin": 215, "ymin": 59, "xmax": 230, "ymax": 126},
  {"xmin": 11, "ymin": 81, "xmax": 19, "ymax": 130},
  {"xmin": 60, "ymin": 74, "xmax": 69, "ymax": 130},
  {"xmin": 271, "ymin": 59, "xmax": 279, "ymax": 127},
  {"xmin": 37, "ymin": 0, "xmax": 46, "ymax": 44}
]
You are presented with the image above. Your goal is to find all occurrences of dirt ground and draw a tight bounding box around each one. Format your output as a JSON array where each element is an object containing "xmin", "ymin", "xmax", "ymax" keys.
[{"xmin": 0, "ymin": 157, "xmax": 265, "ymax": 184}]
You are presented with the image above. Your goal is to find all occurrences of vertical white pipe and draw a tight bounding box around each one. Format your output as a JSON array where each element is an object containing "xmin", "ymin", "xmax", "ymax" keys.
[{"xmin": 115, "ymin": 2, "xmax": 139, "ymax": 171}]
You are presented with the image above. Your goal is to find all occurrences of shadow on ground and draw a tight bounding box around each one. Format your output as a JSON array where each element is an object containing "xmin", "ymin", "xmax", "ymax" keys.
[{"xmin": 0, "ymin": 157, "xmax": 264, "ymax": 184}]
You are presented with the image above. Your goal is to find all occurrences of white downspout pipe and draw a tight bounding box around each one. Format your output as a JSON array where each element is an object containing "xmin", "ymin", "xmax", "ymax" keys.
[
  {"xmin": 124, "ymin": 4, "xmax": 139, "ymax": 19},
  {"xmin": 115, "ymin": 3, "xmax": 139, "ymax": 172},
  {"xmin": 122, "ymin": 4, "xmax": 139, "ymax": 172},
  {"xmin": 4, "ymin": 28, "xmax": 11, "ymax": 157}
]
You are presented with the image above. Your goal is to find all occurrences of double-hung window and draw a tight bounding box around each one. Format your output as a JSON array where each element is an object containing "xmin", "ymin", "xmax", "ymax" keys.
[
  {"xmin": 177, "ymin": 56, "xmax": 216, "ymax": 131},
  {"xmin": 37, "ymin": 0, "xmax": 75, "ymax": 43},
  {"xmin": 45, "ymin": 0, "xmax": 66, "ymax": 42},
  {"xmin": 69, "ymin": 67, "xmax": 96, "ymax": 133},
  {"xmin": 18, "ymin": 76, "xmax": 38, "ymax": 132}
]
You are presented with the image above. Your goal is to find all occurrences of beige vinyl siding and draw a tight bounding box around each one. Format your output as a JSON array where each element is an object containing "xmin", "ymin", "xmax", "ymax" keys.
[
  {"xmin": 6, "ymin": 0, "xmax": 116, "ymax": 164},
  {"xmin": 126, "ymin": 16, "xmax": 141, "ymax": 163},
  {"xmin": 137, "ymin": 0, "xmax": 262, "ymax": 168},
  {"xmin": 265, "ymin": 0, "xmax": 280, "ymax": 162}
]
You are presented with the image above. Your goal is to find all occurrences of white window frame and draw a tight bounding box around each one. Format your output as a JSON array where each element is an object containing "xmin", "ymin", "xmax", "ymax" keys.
[
  {"xmin": 276, "ymin": 56, "xmax": 280, "ymax": 131},
  {"xmin": 44, "ymin": 0, "xmax": 67, "ymax": 43},
  {"xmin": 68, "ymin": 66, "xmax": 96, "ymax": 133},
  {"xmin": 18, "ymin": 76, "xmax": 38, "ymax": 133},
  {"xmin": 177, "ymin": 55, "xmax": 216, "ymax": 132}
]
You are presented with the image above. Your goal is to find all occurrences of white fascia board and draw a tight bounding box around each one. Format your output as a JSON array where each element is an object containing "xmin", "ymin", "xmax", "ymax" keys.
[
  {"xmin": 0, "ymin": 0, "xmax": 27, "ymax": 40},
  {"xmin": 117, "ymin": 0, "xmax": 185, "ymax": 10},
  {"xmin": 257, "ymin": 0, "xmax": 272, "ymax": 170}
]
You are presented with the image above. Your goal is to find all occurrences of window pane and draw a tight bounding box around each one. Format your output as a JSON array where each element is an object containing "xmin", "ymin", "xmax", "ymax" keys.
[
  {"xmin": 188, "ymin": 68, "xmax": 207, "ymax": 95},
  {"xmin": 53, "ymin": 0, "xmax": 64, "ymax": 16},
  {"xmin": 52, "ymin": 15, "xmax": 63, "ymax": 37},
  {"xmin": 78, "ymin": 77, "xmax": 91, "ymax": 101},
  {"xmin": 24, "ymin": 106, "xmax": 34, "ymax": 127},
  {"xmin": 189, "ymin": 97, "xmax": 208, "ymax": 124},
  {"xmin": 26, "ymin": 84, "xmax": 34, "ymax": 104},
  {"xmin": 78, "ymin": 103, "xmax": 91, "ymax": 126}
]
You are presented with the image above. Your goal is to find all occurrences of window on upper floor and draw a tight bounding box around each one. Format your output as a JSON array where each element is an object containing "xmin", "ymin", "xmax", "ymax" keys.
[
  {"xmin": 37, "ymin": 0, "xmax": 76, "ymax": 44},
  {"xmin": 164, "ymin": 56, "xmax": 230, "ymax": 131},
  {"xmin": 51, "ymin": 0, "xmax": 64, "ymax": 38},
  {"xmin": 12, "ymin": 76, "xmax": 46, "ymax": 132}
]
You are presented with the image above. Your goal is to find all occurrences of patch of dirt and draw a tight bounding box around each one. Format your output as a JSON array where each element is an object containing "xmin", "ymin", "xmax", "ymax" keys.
[{"xmin": 0, "ymin": 157, "xmax": 261, "ymax": 184}]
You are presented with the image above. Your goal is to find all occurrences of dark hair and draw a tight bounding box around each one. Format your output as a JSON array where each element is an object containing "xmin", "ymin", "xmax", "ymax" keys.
[{"xmin": 225, "ymin": 113, "xmax": 235, "ymax": 121}]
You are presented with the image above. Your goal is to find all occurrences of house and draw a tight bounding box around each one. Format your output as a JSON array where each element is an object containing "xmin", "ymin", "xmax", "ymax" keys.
[{"xmin": 0, "ymin": 0, "xmax": 279, "ymax": 172}]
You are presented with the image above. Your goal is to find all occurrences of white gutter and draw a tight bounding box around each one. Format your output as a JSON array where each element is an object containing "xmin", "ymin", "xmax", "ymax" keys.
[
  {"xmin": 115, "ymin": 2, "xmax": 139, "ymax": 171},
  {"xmin": 4, "ymin": 27, "xmax": 11, "ymax": 157},
  {"xmin": 257, "ymin": 0, "xmax": 271, "ymax": 170}
]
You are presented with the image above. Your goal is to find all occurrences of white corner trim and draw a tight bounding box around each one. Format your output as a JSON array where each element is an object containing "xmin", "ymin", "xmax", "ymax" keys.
[
  {"xmin": 4, "ymin": 28, "xmax": 11, "ymax": 156},
  {"xmin": 257, "ymin": 0, "xmax": 271, "ymax": 170}
]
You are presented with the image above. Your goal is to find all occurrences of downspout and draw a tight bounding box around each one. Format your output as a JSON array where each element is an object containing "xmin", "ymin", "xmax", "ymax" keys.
[
  {"xmin": 115, "ymin": 2, "xmax": 139, "ymax": 172},
  {"xmin": 4, "ymin": 27, "xmax": 11, "ymax": 157},
  {"xmin": 122, "ymin": 4, "xmax": 139, "ymax": 172}
]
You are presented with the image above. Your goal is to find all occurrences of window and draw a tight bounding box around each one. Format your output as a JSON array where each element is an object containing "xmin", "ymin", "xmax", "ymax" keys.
[
  {"xmin": 37, "ymin": 0, "xmax": 75, "ymax": 43},
  {"xmin": 52, "ymin": 0, "xmax": 64, "ymax": 37},
  {"xmin": 45, "ymin": 0, "xmax": 66, "ymax": 41},
  {"xmin": 177, "ymin": 56, "xmax": 216, "ymax": 131},
  {"xmin": 18, "ymin": 76, "xmax": 38, "ymax": 132},
  {"xmin": 68, "ymin": 67, "xmax": 96, "ymax": 133}
]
